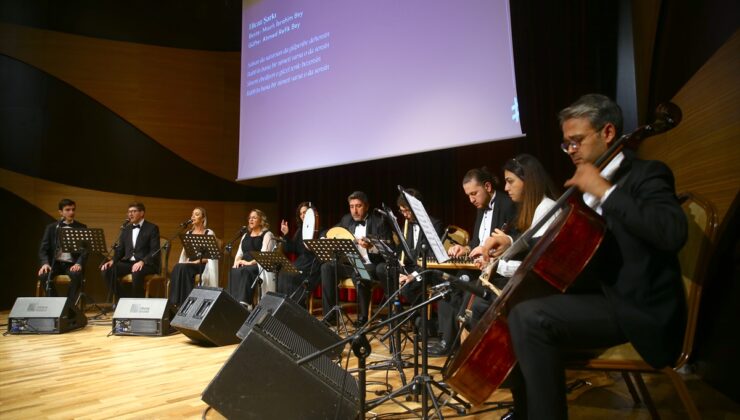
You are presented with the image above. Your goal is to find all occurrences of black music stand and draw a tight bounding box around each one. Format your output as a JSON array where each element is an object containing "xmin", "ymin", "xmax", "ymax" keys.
[
  {"xmin": 179, "ymin": 233, "xmax": 221, "ymax": 262},
  {"xmin": 304, "ymin": 238, "xmax": 362, "ymax": 334},
  {"xmin": 394, "ymin": 185, "xmax": 469, "ymax": 417},
  {"xmin": 251, "ymin": 250, "xmax": 299, "ymax": 275},
  {"xmin": 59, "ymin": 228, "xmax": 108, "ymax": 312}
]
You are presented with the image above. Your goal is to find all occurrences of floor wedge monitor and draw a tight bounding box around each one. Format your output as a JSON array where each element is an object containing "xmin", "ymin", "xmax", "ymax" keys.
[
  {"xmin": 112, "ymin": 298, "xmax": 174, "ymax": 336},
  {"xmin": 8, "ymin": 297, "xmax": 87, "ymax": 334},
  {"xmin": 237, "ymin": 291, "xmax": 342, "ymax": 359},
  {"xmin": 203, "ymin": 312, "xmax": 359, "ymax": 419},
  {"xmin": 171, "ymin": 286, "xmax": 249, "ymax": 346}
]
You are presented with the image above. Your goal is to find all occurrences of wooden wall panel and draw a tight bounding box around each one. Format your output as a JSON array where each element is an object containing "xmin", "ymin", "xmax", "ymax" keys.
[
  {"xmin": 0, "ymin": 23, "xmax": 267, "ymax": 185},
  {"xmin": 638, "ymin": 30, "xmax": 740, "ymax": 223},
  {"xmin": 1, "ymin": 168, "xmax": 277, "ymax": 303}
]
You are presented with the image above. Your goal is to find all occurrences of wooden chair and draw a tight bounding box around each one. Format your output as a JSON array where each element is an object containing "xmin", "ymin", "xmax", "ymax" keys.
[
  {"xmin": 35, "ymin": 275, "xmax": 72, "ymax": 297},
  {"xmin": 118, "ymin": 239, "xmax": 169, "ymax": 299},
  {"xmin": 338, "ymin": 278, "xmax": 380, "ymax": 318},
  {"xmin": 564, "ymin": 192, "xmax": 717, "ymax": 419}
]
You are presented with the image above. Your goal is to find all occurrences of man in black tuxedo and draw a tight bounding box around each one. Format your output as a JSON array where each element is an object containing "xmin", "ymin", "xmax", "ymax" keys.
[
  {"xmin": 321, "ymin": 191, "xmax": 391, "ymax": 327},
  {"xmin": 432, "ymin": 167, "xmax": 517, "ymax": 356},
  {"xmin": 101, "ymin": 202, "xmax": 161, "ymax": 299},
  {"xmin": 502, "ymin": 94, "xmax": 687, "ymax": 419},
  {"xmin": 37, "ymin": 198, "xmax": 87, "ymax": 301}
]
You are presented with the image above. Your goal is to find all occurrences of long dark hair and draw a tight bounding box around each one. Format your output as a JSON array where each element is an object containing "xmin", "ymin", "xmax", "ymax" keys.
[{"xmin": 503, "ymin": 154, "xmax": 558, "ymax": 232}]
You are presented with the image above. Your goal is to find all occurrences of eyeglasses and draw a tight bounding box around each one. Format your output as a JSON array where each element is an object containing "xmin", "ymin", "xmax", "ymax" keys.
[{"xmin": 560, "ymin": 127, "xmax": 603, "ymax": 154}]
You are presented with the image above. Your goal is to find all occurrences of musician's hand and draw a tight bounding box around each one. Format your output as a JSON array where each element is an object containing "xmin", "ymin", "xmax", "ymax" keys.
[
  {"xmin": 101, "ymin": 260, "xmax": 113, "ymax": 271},
  {"xmin": 280, "ymin": 219, "xmax": 289, "ymax": 236},
  {"xmin": 473, "ymin": 254, "xmax": 489, "ymax": 270},
  {"xmin": 132, "ymin": 261, "xmax": 144, "ymax": 273},
  {"xmin": 448, "ymin": 244, "xmax": 467, "ymax": 257},
  {"xmin": 399, "ymin": 273, "xmax": 411, "ymax": 287},
  {"xmin": 357, "ymin": 237, "xmax": 372, "ymax": 249},
  {"xmin": 70, "ymin": 263, "xmax": 82, "ymax": 272},
  {"xmin": 564, "ymin": 163, "xmax": 612, "ymax": 198},
  {"xmin": 487, "ymin": 230, "xmax": 513, "ymax": 257},
  {"xmin": 38, "ymin": 264, "xmax": 51, "ymax": 276},
  {"xmin": 469, "ymin": 245, "xmax": 485, "ymax": 258}
]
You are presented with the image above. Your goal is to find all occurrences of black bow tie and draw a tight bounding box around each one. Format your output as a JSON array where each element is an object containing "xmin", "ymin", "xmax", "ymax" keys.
[
  {"xmin": 353, "ymin": 220, "xmax": 366, "ymax": 227},
  {"xmin": 132, "ymin": 224, "xmax": 141, "ymax": 229}
]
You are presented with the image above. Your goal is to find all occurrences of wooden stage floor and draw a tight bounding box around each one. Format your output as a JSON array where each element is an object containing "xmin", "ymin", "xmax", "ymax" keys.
[{"xmin": 1, "ymin": 309, "xmax": 738, "ymax": 419}]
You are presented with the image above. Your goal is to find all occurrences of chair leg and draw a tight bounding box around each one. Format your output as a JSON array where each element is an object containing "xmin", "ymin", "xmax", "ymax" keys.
[
  {"xmin": 621, "ymin": 371, "xmax": 642, "ymax": 405},
  {"xmin": 631, "ymin": 372, "xmax": 660, "ymax": 420},
  {"xmin": 663, "ymin": 367, "xmax": 701, "ymax": 420},
  {"xmin": 36, "ymin": 280, "xmax": 42, "ymax": 297}
]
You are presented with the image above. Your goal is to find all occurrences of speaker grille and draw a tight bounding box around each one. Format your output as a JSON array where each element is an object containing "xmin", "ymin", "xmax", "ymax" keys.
[{"xmin": 258, "ymin": 315, "xmax": 359, "ymax": 401}]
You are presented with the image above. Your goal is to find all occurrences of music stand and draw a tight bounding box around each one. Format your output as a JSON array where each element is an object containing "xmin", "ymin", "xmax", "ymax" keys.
[
  {"xmin": 179, "ymin": 233, "xmax": 221, "ymax": 261},
  {"xmin": 252, "ymin": 251, "xmax": 299, "ymax": 275},
  {"xmin": 58, "ymin": 228, "xmax": 108, "ymax": 313},
  {"xmin": 304, "ymin": 238, "xmax": 362, "ymax": 334}
]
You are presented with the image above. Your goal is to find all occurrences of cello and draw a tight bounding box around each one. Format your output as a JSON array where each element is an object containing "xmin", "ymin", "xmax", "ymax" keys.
[{"xmin": 444, "ymin": 103, "xmax": 682, "ymax": 406}]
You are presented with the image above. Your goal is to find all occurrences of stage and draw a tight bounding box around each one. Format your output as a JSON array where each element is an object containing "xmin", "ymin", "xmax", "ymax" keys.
[{"xmin": 0, "ymin": 309, "xmax": 736, "ymax": 419}]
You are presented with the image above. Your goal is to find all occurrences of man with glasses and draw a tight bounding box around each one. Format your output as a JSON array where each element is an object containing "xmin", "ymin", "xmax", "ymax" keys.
[
  {"xmin": 500, "ymin": 94, "xmax": 687, "ymax": 419},
  {"xmin": 101, "ymin": 202, "xmax": 161, "ymax": 299}
]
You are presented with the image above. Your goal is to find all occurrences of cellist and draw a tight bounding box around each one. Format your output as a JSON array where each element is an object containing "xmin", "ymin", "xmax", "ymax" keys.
[{"xmin": 488, "ymin": 94, "xmax": 687, "ymax": 419}]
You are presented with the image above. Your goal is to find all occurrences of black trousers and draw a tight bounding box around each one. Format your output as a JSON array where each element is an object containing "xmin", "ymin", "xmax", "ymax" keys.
[
  {"xmin": 103, "ymin": 261, "xmax": 159, "ymax": 299},
  {"xmin": 168, "ymin": 262, "xmax": 205, "ymax": 307},
  {"xmin": 227, "ymin": 265, "xmax": 260, "ymax": 304},
  {"xmin": 507, "ymin": 293, "xmax": 627, "ymax": 419},
  {"xmin": 38, "ymin": 261, "xmax": 84, "ymax": 301}
]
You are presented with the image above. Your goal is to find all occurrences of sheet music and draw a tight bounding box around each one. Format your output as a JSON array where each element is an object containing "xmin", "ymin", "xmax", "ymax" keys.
[{"xmin": 402, "ymin": 189, "xmax": 449, "ymax": 263}]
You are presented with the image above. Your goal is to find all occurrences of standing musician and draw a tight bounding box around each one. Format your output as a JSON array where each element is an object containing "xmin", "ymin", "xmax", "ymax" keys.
[
  {"xmin": 433, "ymin": 168, "xmax": 517, "ymax": 356},
  {"xmin": 37, "ymin": 198, "xmax": 87, "ymax": 302},
  {"xmin": 101, "ymin": 202, "xmax": 161, "ymax": 299},
  {"xmin": 496, "ymin": 94, "xmax": 687, "ymax": 419},
  {"xmin": 277, "ymin": 202, "xmax": 324, "ymax": 308},
  {"xmin": 320, "ymin": 191, "xmax": 391, "ymax": 327},
  {"xmin": 468, "ymin": 154, "xmax": 560, "ymax": 328}
]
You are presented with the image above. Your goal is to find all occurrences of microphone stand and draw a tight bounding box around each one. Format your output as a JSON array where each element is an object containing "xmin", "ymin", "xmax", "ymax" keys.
[{"xmin": 148, "ymin": 223, "xmax": 191, "ymax": 290}]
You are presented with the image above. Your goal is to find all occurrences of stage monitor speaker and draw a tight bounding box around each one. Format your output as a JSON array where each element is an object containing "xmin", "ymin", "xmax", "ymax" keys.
[
  {"xmin": 203, "ymin": 313, "xmax": 359, "ymax": 419},
  {"xmin": 112, "ymin": 298, "xmax": 174, "ymax": 336},
  {"xmin": 237, "ymin": 291, "xmax": 342, "ymax": 358},
  {"xmin": 171, "ymin": 286, "xmax": 249, "ymax": 346},
  {"xmin": 8, "ymin": 297, "xmax": 87, "ymax": 334}
]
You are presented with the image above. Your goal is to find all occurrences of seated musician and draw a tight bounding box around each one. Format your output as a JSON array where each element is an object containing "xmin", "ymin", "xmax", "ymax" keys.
[
  {"xmin": 168, "ymin": 207, "xmax": 219, "ymax": 308},
  {"xmin": 277, "ymin": 202, "xmax": 325, "ymax": 308},
  {"xmin": 320, "ymin": 191, "xmax": 391, "ymax": 327},
  {"xmin": 432, "ymin": 167, "xmax": 517, "ymax": 356},
  {"xmin": 37, "ymin": 198, "xmax": 87, "ymax": 302},
  {"xmin": 492, "ymin": 94, "xmax": 687, "ymax": 419},
  {"xmin": 391, "ymin": 188, "xmax": 444, "ymax": 305},
  {"xmin": 226, "ymin": 209, "xmax": 276, "ymax": 306},
  {"xmin": 468, "ymin": 154, "xmax": 560, "ymax": 328}
]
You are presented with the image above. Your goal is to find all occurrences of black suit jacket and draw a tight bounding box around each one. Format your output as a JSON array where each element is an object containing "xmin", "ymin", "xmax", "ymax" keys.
[
  {"xmin": 336, "ymin": 212, "xmax": 391, "ymax": 264},
  {"xmin": 113, "ymin": 220, "xmax": 161, "ymax": 273},
  {"xmin": 592, "ymin": 153, "xmax": 687, "ymax": 368},
  {"xmin": 469, "ymin": 191, "xmax": 518, "ymax": 248},
  {"xmin": 39, "ymin": 220, "xmax": 88, "ymax": 266}
]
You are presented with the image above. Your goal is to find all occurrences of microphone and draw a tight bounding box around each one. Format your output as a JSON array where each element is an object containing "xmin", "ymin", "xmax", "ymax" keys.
[
  {"xmin": 178, "ymin": 219, "xmax": 193, "ymax": 228},
  {"xmin": 434, "ymin": 272, "xmax": 493, "ymax": 300},
  {"xmin": 120, "ymin": 219, "xmax": 131, "ymax": 230}
]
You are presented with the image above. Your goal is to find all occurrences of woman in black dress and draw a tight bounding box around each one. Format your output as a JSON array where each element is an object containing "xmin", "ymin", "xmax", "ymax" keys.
[{"xmin": 226, "ymin": 209, "xmax": 275, "ymax": 305}]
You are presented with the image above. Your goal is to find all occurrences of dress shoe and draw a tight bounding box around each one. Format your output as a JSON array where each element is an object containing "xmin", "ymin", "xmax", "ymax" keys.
[
  {"xmin": 500, "ymin": 409, "xmax": 515, "ymax": 420},
  {"xmin": 353, "ymin": 317, "xmax": 368, "ymax": 328},
  {"xmin": 427, "ymin": 340, "xmax": 451, "ymax": 357}
]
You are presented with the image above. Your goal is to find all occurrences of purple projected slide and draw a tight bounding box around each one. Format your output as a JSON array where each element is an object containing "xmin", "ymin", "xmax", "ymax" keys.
[{"xmin": 238, "ymin": 0, "xmax": 522, "ymax": 180}]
